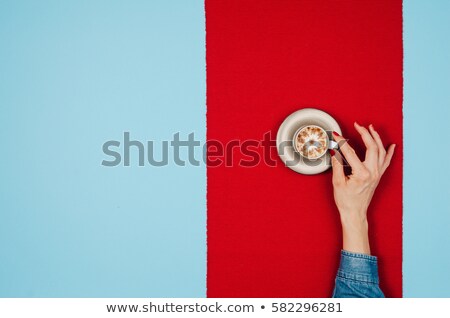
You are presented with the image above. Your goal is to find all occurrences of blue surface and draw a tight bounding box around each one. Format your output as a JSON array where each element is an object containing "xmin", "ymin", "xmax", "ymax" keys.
[
  {"xmin": 404, "ymin": 0, "xmax": 450, "ymax": 297},
  {"xmin": 0, "ymin": 1, "xmax": 206, "ymax": 297},
  {"xmin": 1, "ymin": 0, "xmax": 449, "ymax": 298}
]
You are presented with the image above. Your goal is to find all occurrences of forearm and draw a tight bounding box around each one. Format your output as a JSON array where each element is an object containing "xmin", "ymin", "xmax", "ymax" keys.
[
  {"xmin": 333, "ymin": 211, "xmax": 384, "ymax": 298},
  {"xmin": 340, "ymin": 212, "xmax": 370, "ymax": 255}
]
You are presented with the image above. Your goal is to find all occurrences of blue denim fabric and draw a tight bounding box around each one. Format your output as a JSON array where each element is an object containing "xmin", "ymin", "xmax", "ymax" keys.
[{"xmin": 332, "ymin": 250, "xmax": 385, "ymax": 298}]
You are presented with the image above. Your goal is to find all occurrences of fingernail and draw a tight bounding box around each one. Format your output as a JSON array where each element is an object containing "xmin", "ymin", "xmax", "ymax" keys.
[
  {"xmin": 354, "ymin": 121, "xmax": 360, "ymax": 127},
  {"xmin": 329, "ymin": 149, "xmax": 335, "ymax": 156},
  {"xmin": 332, "ymin": 131, "xmax": 340, "ymax": 137},
  {"xmin": 369, "ymin": 124, "xmax": 374, "ymax": 129}
]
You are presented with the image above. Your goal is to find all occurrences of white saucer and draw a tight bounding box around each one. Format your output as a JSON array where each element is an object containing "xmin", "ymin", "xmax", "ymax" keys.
[{"xmin": 276, "ymin": 108, "xmax": 342, "ymax": 175}]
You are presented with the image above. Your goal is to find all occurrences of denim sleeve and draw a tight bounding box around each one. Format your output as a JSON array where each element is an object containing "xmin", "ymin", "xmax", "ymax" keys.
[{"xmin": 332, "ymin": 250, "xmax": 385, "ymax": 298}]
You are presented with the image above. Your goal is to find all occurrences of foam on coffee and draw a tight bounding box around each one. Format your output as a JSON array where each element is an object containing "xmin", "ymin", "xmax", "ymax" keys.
[{"xmin": 295, "ymin": 125, "xmax": 328, "ymax": 159}]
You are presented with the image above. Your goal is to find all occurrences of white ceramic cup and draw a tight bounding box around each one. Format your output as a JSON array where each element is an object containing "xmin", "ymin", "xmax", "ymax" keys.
[{"xmin": 292, "ymin": 124, "xmax": 338, "ymax": 160}]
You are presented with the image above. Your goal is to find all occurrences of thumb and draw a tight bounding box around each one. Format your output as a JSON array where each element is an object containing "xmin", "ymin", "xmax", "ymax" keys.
[{"xmin": 331, "ymin": 150, "xmax": 345, "ymax": 186}]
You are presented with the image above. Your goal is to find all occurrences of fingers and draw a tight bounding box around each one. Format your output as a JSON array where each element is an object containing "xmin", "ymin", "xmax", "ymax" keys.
[
  {"xmin": 330, "ymin": 152, "xmax": 346, "ymax": 186},
  {"xmin": 354, "ymin": 122, "xmax": 378, "ymax": 167},
  {"xmin": 368, "ymin": 124, "xmax": 387, "ymax": 167},
  {"xmin": 381, "ymin": 144, "xmax": 396, "ymax": 174},
  {"xmin": 332, "ymin": 131, "xmax": 365, "ymax": 172}
]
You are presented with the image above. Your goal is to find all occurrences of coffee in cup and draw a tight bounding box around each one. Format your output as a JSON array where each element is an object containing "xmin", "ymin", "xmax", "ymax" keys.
[{"xmin": 293, "ymin": 125, "xmax": 330, "ymax": 160}]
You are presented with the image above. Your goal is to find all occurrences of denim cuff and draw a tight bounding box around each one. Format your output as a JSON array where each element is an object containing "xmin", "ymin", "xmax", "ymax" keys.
[{"xmin": 337, "ymin": 250, "xmax": 380, "ymax": 284}]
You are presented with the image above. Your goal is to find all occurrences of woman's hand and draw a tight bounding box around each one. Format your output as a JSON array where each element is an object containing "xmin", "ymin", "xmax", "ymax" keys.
[{"xmin": 330, "ymin": 122, "xmax": 395, "ymax": 255}]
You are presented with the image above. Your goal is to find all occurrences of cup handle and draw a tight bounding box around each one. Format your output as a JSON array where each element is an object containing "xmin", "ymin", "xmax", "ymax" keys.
[{"xmin": 328, "ymin": 140, "xmax": 339, "ymax": 150}]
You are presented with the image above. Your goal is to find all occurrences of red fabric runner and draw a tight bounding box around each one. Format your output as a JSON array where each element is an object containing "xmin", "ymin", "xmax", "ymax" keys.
[{"xmin": 206, "ymin": 0, "xmax": 402, "ymax": 297}]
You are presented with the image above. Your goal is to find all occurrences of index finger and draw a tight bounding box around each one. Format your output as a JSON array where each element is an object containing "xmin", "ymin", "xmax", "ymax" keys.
[{"xmin": 332, "ymin": 131, "xmax": 365, "ymax": 172}]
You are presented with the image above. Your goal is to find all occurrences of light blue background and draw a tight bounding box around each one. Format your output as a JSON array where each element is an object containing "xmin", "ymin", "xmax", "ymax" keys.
[
  {"xmin": 1, "ymin": 0, "xmax": 449, "ymax": 298},
  {"xmin": 0, "ymin": 0, "xmax": 206, "ymax": 297},
  {"xmin": 404, "ymin": 0, "xmax": 450, "ymax": 297}
]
